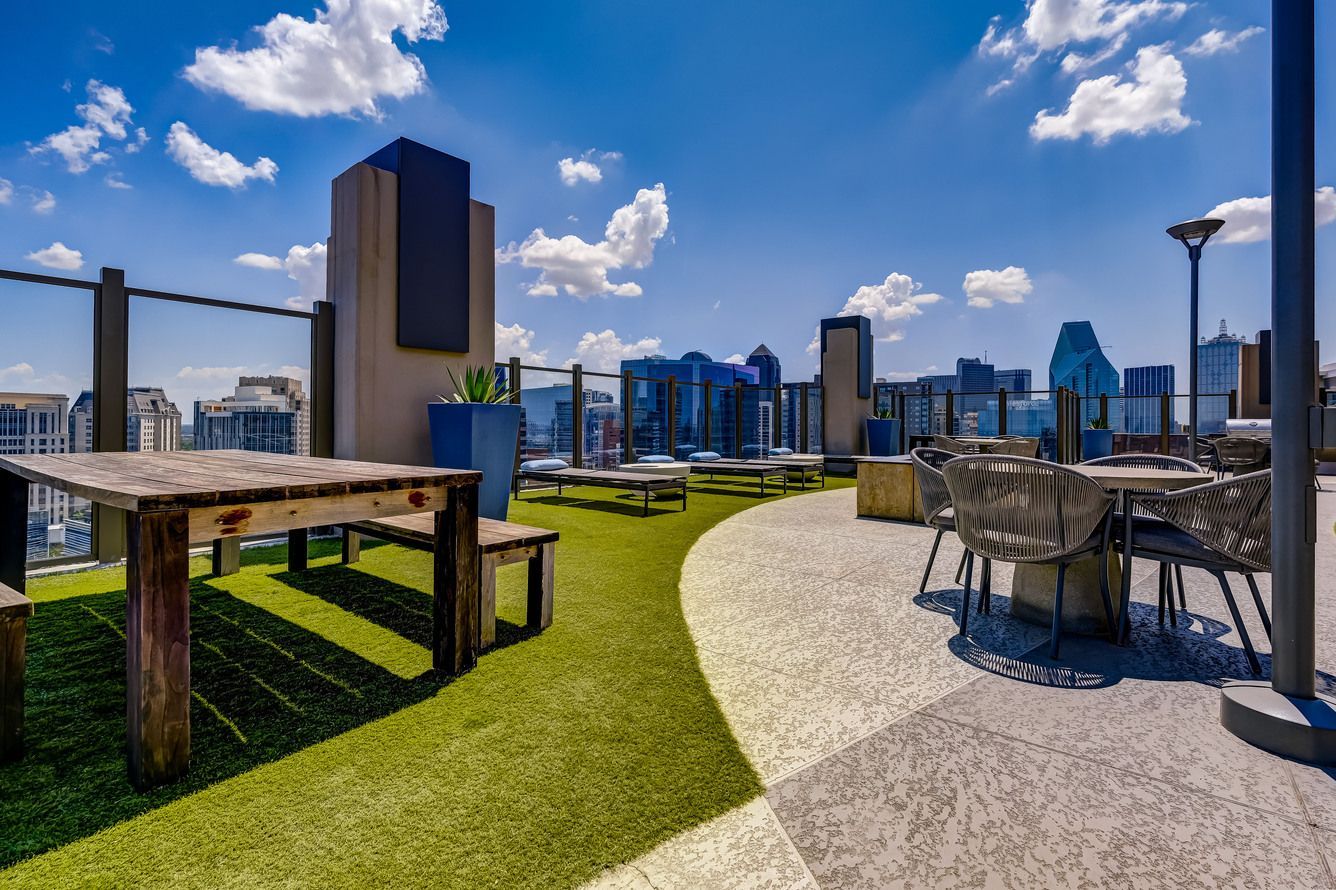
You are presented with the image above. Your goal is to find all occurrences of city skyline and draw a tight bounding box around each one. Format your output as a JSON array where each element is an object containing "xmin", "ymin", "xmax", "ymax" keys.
[{"xmin": 1, "ymin": 1, "xmax": 1333, "ymax": 409}]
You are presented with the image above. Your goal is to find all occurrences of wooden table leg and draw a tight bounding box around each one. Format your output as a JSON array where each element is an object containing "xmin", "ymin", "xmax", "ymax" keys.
[
  {"xmin": 287, "ymin": 529, "xmax": 308, "ymax": 572},
  {"xmin": 480, "ymin": 553, "xmax": 498, "ymax": 650},
  {"xmin": 211, "ymin": 538, "xmax": 240, "ymax": 576},
  {"xmin": 0, "ymin": 470, "xmax": 26, "ymax": 595},
  {"xmin": 1, "ymin": 606, "xmax": 30, "ymax": 763},
  {"xmin": 433, "ymin": 486, "xmax": 479, "ymax": 676},
  {"xmin": 528, "ymin": 543, "xmax": 554, "ymax": 631},
  {"xmin": 126, "ymin": 509, "xmax": 191, "ymax": 791},
  {"xmin": 341, "ymin": 529, "xmax": 361, "ymax": 565}
]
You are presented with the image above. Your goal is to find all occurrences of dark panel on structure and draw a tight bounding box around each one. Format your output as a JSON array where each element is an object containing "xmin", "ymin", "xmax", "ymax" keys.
[
  {"xmin": 363, "ymin": 138, "xmax": 471, "ymax": 353},
  {"xmin": 1258, "ymin": 329, "xmax": 1272, "ymax": 406},
  {"xmin": 820, "ymin": 316, "xmax": 873, "ymax": 399}
]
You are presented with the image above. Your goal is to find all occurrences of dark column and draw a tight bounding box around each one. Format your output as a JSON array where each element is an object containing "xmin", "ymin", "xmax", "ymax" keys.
[{"xmin": 93, "ymin": 267, "xmax": 128, "ymax": 563}]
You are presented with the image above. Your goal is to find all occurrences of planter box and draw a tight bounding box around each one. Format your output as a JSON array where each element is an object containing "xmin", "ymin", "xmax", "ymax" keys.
[
  {"xmin": 865, "ymin": 418, "xmax": 902, "ymax": 457},
  {"xmin": 1082, "ymin": 428, "xmax": 1114, "ymax": 461},
  {"xmin": 428, "ymin": 402, "xmax": 522, "ymax": 520}
]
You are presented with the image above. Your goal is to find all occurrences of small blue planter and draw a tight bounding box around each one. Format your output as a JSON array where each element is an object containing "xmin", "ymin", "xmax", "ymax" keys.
[
  {"xmin": 1081, "ymin": 428, "xmax": 1114, "ymax": 461},
  {"xmin": 428, "ymin": 402, "xmax": 522, "ymax": 521},
  {"xmin": 865, "ymin": 418, "xmax": 902, "ymax": 457}
]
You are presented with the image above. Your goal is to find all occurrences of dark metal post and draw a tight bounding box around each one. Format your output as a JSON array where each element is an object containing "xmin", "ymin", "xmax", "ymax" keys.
[
  {"xmin": 571, "ymin": 363, "xmax": 584, "ymax": 469},
  {"xmin": 1228, "ymin": 387, "xmax": 1238, "ymax": 422},
  {"xmin": 93, "ymin": 267, "xmax": 128, "ymax": 563},
  {"xmin": 998, "ymin": 387, "xmax": 1007, "ymax": 437},
  {"xmin": 1099, "ymin": 393, "xmax": 1109, "ymax": 429},
  {"xmin": 799, "ymin": 382, "xmax": 810, "ymax": 454},
  {"xmin": 1160, "ymin": 393, "xmax": 1171, "ymax": 455},
  {"xmin": 773, "ymin": 384, "xmax": 783, "ymax": 450},
  {"xmin": 897, "ymin": 390, "xmax": 907, "ymax": 453},
  {"xmin": 621, "ymin": 371, "xmax": 634, "ymax": 463},
  {"xmin": 1188, "ymin": 242, "xmax": 1201, "ymax": 462},
  {"xmin": 945, "ymin": 390, "xmax": 955, "ymax": 436},
  {"xmin": 508, "ymin": 357, "xmax": 522, "ymax": 405},
  {"xmin": 1221, "ymin": 0, "xmax": 1336, "ymax": 763},
  {"xmin": 703, "ymin": 380, "xmax": 713, "ymax": 453},
  {"xmin": 1056, "ymin": 387, "xmax": 1066, "ymax": 463},
  {"xmin": 733, "ymin": 381, "xmax": 744, "ymax": 459},
  {"xmin": 665, "ymin": 374, "xmax": 677, "ymax": 459},
  {"xmin": 310, "ymin": 300, "xmax": 334, "ymax": 458}
]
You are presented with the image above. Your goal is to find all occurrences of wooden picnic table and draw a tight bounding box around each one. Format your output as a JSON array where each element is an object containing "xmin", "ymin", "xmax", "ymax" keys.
[{"xmin": 0, "ymin": 450, "xmax": 481, "ymax": 791}]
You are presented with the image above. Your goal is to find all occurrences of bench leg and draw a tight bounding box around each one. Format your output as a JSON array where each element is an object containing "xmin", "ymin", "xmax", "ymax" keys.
[
  {"xmin": 341, "ymin": 529, "xmax": 361, "ymax": 565},
  {"xmin": 1, "ymin": 613, "xmax": 27, "ymax": 763},
  {"xmin": 643, "ymin": 488, "xmax": 649, "ymax": 517},
  {"xmin": 480, "ymin": 554, "xmax": 498, "ymax": 650},
  {"xmin": 211, "ymin": 538, "xmax": 240, "ymax": 576},
  {"xmin": 527, "ymin": 543, "xmax": 554, "ymax": 631},
  {"xmin": 126, "ymin": 509, "xmax": 191, "ymax": 791},
  {"xmin": 286, "ymin": 529, "xmax": 308, "ymax": 572},
  {"xmin": 433, "ymin": 486, "xmax": 479, "ymax": 676}
]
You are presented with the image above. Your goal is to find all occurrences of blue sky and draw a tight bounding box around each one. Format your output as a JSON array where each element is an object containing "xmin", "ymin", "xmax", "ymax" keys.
[{"xmin": 1, "ymin": 0, "xmax": 1333, "ymax": 413}]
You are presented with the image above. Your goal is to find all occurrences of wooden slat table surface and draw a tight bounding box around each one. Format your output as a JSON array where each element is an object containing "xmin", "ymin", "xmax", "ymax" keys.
[{"xmin": 0, "ymin": 450, "xmax": 482, "ymax": 791}]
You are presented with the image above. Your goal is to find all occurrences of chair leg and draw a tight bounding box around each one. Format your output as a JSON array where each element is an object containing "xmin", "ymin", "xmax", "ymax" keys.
[
  {"xmin": 1175, "ymin": 564, "xmax": 1187, "ymax": 610},
  {"xmin": 955, "ymin": 550, "xmax": 967, "ymax": 585},
  {"xmin": 1214, "ymin": 571, "xmax": 1262, "ymax": 675},
  {"xmin": 919, "ymin": 528, "xmax": 944, "ymax": 594},
  {"xmin": 1157, "ymin": 564, "xmax": 1166, "ymax": 627},
  {"xmin": 1049, "ymin": 562, "xmax": 1067, "ymax": 660},
  {"xmin": 1165, "ymin": 566, "xmax": 1178, "ymax": 628},
  {"xmin": 977, "ymin": 558, "xmax": 989, "ymax": 614},
  {"xmin": 958, "ymin": 551, "xmax": 974, "ymax": 637},
  {"xmin": 982, "ymin": 559, "xmax": 992, "ymax": 615},
  {"xmin": 1117, "ymin": 506, "xmax": 1135, "ymax": 645},
  {"xmin": 1244, "ymin": 574, "xmax": 1272, "ymax": 640},
  {"xmin": 1097, "ymin": 549, "xmax": 1116, "ymax": 643}
]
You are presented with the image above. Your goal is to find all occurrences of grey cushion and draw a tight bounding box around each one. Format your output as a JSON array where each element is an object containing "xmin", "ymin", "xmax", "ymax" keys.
[{"xmin": 520, "ymin": 458, "xmax": 569, "ymax": 472}]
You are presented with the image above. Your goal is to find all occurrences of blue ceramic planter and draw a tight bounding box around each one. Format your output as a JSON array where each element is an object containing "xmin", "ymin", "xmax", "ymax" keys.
[
  {"xmin": 1082, "ymin": 428, "xmax": 1114, "ymax": 461},
  {"xmin": 866, "ymin": 418, "xmax": 901, "ymax": 457},
  {"xmin": 428, "ymin": 402, "xmax": 522, "ymax": 521}
]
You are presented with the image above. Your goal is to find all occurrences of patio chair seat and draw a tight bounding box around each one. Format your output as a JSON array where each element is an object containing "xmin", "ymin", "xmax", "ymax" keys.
[{"xmin": 1121, "ymin": 523, "xmax": 1223, "ymax": 567}]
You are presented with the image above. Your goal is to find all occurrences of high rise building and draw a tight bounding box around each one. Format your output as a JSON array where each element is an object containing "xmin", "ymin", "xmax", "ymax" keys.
[
  {"xmin": 194, "ymin": 377, "xmax": 308, "ymax": 454},
  {"xmin": 745, "ymin": 345, "xmax": 782, "ymax": 449},
  {"xmin": 994, "ymin": 368, "xmax": 1032, "ymax": 394},
  {"xmin": 745, "ymin": 344, "xmax": 782, "ymax": 389},
  {"xmin": 955, "ymin": 357, "xmax": 995, "ymax": 429},
  {"xmin": 1198, "ymin": 319, "xmax": 1246, "ymax": 434},
  {"xmin": 0, "ymin": 392, "xmax": 85, "ymax": 557},
  {"xmin": 622, "ymin": 351, "xmax": 759, "ymax": 456},
  {"xmin": 1049, "ymin": 321, "xmax": 1122, "ymax": 430},
  {"xmin": 69, "ymin": 387, "xmax": 183, "ymax": 453},
  {"xmin": 1123, "ymin": 365, "xmax": 1175, "ymax": 434}
]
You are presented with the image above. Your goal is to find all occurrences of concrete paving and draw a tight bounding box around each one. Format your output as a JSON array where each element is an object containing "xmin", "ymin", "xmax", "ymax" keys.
[{"xmin": 587, "ymin": 486, "xmax": 1336, "ymax": 889}]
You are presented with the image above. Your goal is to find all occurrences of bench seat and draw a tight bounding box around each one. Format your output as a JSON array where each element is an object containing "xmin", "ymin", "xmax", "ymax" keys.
[
  {"xmin": 342, "ymin": 515, "xmax": 558, "ymax": 649},
  {"xmin": 1, "ymin": 582, "xmax": 33, "ymax": 762}
]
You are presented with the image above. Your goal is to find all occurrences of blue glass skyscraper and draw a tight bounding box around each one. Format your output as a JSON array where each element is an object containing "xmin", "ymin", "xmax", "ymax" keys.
[
  {"xmin": 1123, "ymin": 364, "xmax": 1175, "ymax": 434},
  {"xmin": 746, "ymin": 344, "xmax": 782, "ymax": 390},
  {"xmin": 1049, "ymin": 321, "xmax": 1122, "ymax": 429},
  {"xmin": 1197, "ymin": 319, "xmax": 1245, "ymax": 434}
]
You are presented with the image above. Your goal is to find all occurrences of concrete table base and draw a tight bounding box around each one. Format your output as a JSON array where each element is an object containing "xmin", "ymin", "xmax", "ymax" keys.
[{"xmin": 1010, "ymin": 555, "xmax": 1123, "ymax": 635}]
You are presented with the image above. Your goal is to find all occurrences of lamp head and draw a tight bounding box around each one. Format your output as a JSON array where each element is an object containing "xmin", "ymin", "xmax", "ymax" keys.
[{"xmin": 1166, "ymin": 217, "xmax": 1226, "ymax": 248}]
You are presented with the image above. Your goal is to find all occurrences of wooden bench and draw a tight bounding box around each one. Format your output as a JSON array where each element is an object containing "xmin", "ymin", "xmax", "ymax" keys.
[
  {"xmin": 1, "ymin": 582, "xmax": 33, "ymax": 762},
  {"xmin": 341, "ymin": 516, "xmax": 557, "ymax": 649}
]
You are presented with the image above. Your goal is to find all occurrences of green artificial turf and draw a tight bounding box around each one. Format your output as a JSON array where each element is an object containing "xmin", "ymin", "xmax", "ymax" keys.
[{"xmin": 0, "ymin": 477, "xmax": 852, "ymax": 888}]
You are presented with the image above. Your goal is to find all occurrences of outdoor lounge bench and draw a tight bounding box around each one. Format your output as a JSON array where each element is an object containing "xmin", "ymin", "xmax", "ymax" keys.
[
  {"xmin": 516, "ymin": 468, "xmax": 687, "ymax": 517},
  {"xmin": 689, "ymin": 460, "xmax": 790, "ymax": 495},
  {"xmin": 341, "ymin": 515, "xmax": 557, "ymax": 650},
  {"xmin": 0, "ymin": 582, "xmax": 33, "ymax": 762}
]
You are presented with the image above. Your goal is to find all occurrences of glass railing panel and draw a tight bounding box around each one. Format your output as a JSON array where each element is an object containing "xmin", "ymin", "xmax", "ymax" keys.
[
  {"xmin": 515, "ymin": 369, "xmax": 575, "ymax": 464},
  {"xmin": 739, "ymin": 387, "xmax": 766, "ymax": 458},
  {"xmin": 807, "ymin": 387, "xmax": 823, "ymax": 454},
  {"xmin": 581, "ymin": 372, "xmax": 623, "ymax": 469},
  {"xmin": 674, "ymin": 382, "xmax": 706, "ymax": 460},
  {"xmin": 629, "ymin": 378, "xmax": 669, "ymax": 459},
  {"xmin": 0, "ymin": 278, "xmax": 95, "ymax": 562},
  {"xmin": 710, "ymin": 386, "xmax": 735, "ymax": 456}
]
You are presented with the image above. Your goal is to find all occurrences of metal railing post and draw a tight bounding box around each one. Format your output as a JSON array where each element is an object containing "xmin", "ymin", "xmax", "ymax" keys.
[
  {"xmin": 310, "ymin": 300, "xmax": 334, "ymax": 458},
  {"xmin": 800, "ymin": 382, "xmax": 810, "ymax": 454},
  {"xmin": 571, "ymin": 363, "xmax": 584, "ymax": 468},
  {"xmin": 1229, "ymin": 387, "xmax": 1238, "ymax": 420},
  {"xmin": 734, "ymin": 381, "xmax": 744, "ymax": 458},
  {"xmin": 703, "ymin": 380, "xmax": 713, "ymax": 453},
  {"xmin": 897, "ymin": 390, "xmax": 907, "ymax": 453},
  {"xmin": 998, "ymin": 387, "xmax": 1007, "ymax": 436},
  {"xmin": 1056, "ymin": 387, "xmax": 1067, "ymax": 463},
  {"xmin": 665, "ymin": 374, "xmax": 677, "ymax": 459},
  {"xmin": 507, "ymin": 357, "xmax": 522, "ymax": 404},
  {"xmin": 1160, "ymin": 393, "xmax": 1171, "ymax": 455},
  {"xmin": 945, "ymin": 390, "xmax": 955, "ymax": 436},
  {"xmin": 773, "ymin": 384, "xmax": 783, "ymax": 450},
  {"xmin": 92, "ymin": 267, "xmax": 128, "ymax": 563},
  {"xmin": 1099, "ymin": 392, "xmax": 1109, "ymax": 429},
  {"xmin": 621, "ymin": 370, "xmax": 634, "ymax": 463}
]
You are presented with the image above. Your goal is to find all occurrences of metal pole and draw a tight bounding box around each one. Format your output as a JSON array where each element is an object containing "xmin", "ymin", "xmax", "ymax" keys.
[
  {"xmin": 703, "ymin": 380, "xmax": 713, "ymax": 453},
  {"xmin": 571, "ymin": 363, "xmax": 584, "ymax": 468},
  {"xmin": 1160, "ymin": 393, "xmax": 1171, "ymax": 456},
  {"xmin": 998, "ymin": 387, "xmax": 1007, "ymax": 437},
  {"xmin": 733, "ymin": 381, "xmax": 744, "ymax": 459},
  {"xmin": 1221, "ymin": 0, "xmax": 1336, "ymax": 764},
  {"xmin": 93, "ymin": 267, "xmax": 128, "ymax": 563},
  {"xmin": 622, "ymin": 370, "xmax": 634, "ymax": 463},
  {"xmin": 310, "ymin": 300, "xmax": 334, "ymax": 458},
  {"xmin": 666, "ymin": 374, "xmax": 677, "ymax": 459},
  {"xmin": 1188, "ymin": 244, "xmax": 1201, "ymax": 462}
]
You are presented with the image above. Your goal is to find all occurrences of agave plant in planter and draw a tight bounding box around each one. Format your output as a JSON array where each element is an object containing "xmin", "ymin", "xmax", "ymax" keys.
[
  {"xmin": 1081, "ymin": 416, "xmax": 1114, "ymax": 460},
  {"xmin": 865, "ymin": 407, "xmax": 902, "ymax": 457},
  {"xmin": 428, "ymin": 365, "xmax": 522, "ymax": 520}
]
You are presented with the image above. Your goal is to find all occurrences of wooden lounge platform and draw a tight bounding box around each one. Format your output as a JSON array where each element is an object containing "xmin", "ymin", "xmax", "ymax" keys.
[
  {"xmin": 516, "ymin": 468, "xmax": 687, "ymax": 516},
  {"xmin": 342, "ymin": 514, "xmax": 557, "ymax": 649},
  {"xmin": 0, "ymin": 582, "xmax": 33, "ymax": 763}
]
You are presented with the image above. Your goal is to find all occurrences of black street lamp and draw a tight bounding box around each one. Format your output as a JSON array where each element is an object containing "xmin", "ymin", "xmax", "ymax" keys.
[{"xmin": 1166, "ymin": 217, "xmax": 1225, "ymax": 461}]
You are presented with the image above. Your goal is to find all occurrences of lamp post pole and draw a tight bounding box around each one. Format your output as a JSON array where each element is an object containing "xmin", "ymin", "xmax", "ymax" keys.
[{"xmin": 1188, "ymin": 242, "xmax": 1200, "ymax": 462}]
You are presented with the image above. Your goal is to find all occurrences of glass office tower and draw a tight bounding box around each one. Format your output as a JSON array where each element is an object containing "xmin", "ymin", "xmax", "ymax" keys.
[{"xmin": 1123, "ymin": 364, "xmax": 1175, "ymax": 434}]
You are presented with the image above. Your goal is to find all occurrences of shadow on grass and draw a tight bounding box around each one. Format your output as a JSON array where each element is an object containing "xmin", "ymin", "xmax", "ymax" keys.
[
  {"xmin": 0, "ymin": 549, "xmax": 460, "ymax": 868},
  {"xmin": 515, "ymin": 493, "xmax": 682, "ymax": 518}
]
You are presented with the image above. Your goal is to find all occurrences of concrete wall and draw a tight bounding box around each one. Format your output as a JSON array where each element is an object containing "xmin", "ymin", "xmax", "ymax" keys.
[
  {"xmin": 329, "ymin": 161, "xmax": 495, "ymax": 466},
  {"xmin": 821, "ymin": 326, "xmax": 871, "ymax": 455}
]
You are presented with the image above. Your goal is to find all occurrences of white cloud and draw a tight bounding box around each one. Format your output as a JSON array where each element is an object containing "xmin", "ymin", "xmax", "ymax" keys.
[
  {"xmin": 497, "ymin": 183, "xmax": 669, "ymax": 298},
  {"xmin": 1031, "ymin": 45, "xmax": 1191, "ymax": 144},
  {"xmin": 234, "ymin": 252, "xmax": 284, "ymax": 271},
  {"xmin": 125, "ymin": 127, "xmax": 149, "ymax": 153},
  {"xmin": 0, "ymin": 362, "xmax": 35, "ymax": 383},
  {"xmin": 176, "ymin": 365, "xmax": 249, "ymax": 382},
  {"xmin": 183, "ymin": 0, "xmax": 447, "ymax": 118},
  {"xmin": 565, "ymin": 329, "xmax": 662, "ymax": 373},
  {"xmin": 722, "ymin": 353, "xmax": 746, "ymax": 365},
  {"xmin": 30, "ymin": 80, "xmax": 135, "ymax": 173},
  {"xmin": 25, "ymin": 241, "xmax": 83, "ymax": 271},
  {"xmin": 494, "ymin": 322, "xmax": 548, "ymax": 365},
  {"xmin": 556, "ymin": 149, "xmax": 622, "ymax": 186},
  {"xmin": 29, "ymin": 190, "xmax": 55, "ymax": 214},
  {"xmin": 1204, "ymin": 187, "xmax": 1336, "ymax": 245},
  {"xmin": 807, "ymin": 273, "xmax": 944, "ymax": 352},
  {"xmin": 1022, "ymin": 0, "xmax": 1186, "ymax": 51},
  {"xmin": 0, "ymin": 179, "xmax": 11, "ymax": 204},
  {"xmin": 963, "ymin": 266, "xmax": 1033, "ymax": 308},
  {"xmin": 234, "ymin": 242, "xmax": 326, "ymax": 308},
  {"xmin": 882, "ymin": 365, "xmax": 940, "ymax": 382},
  {"xmin": 1183, "ymin": 26, "xmax": 1264, "ymax": 57},
  {"xmin": 166, "ymin": 122, "xmax": 278, "ymax": 188},
  {"xmin": 1059, "ymin": 32, "xmax": 1127, "ymax": 74},
  {"xmin": 103, "ymin": 173, "xmax": 131, "ymax": 190}
]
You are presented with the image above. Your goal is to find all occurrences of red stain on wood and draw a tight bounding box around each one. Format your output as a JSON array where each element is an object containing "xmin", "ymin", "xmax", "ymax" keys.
[
  {"xmin": 408, "ymin": 490, "xmax": 429, "ymax": 508},
  {"xmin": 216, "ymin": 507, "xmax": 253, "ymax": 526}
]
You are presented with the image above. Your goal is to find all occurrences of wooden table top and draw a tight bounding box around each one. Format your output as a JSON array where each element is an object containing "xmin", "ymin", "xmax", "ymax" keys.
[
  {"xmin": 0, "ymin": 450, "xmax": 482, "ymax": 513},
  {"xmin": 1070, "ymin": 464, "xmax": 1212, "ymax": 491}
]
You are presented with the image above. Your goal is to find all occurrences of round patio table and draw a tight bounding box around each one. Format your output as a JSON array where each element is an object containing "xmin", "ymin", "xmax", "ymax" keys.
[{"xmin": 1010, "ymin": 464, "xmax": 1212, "ymax": 635}]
